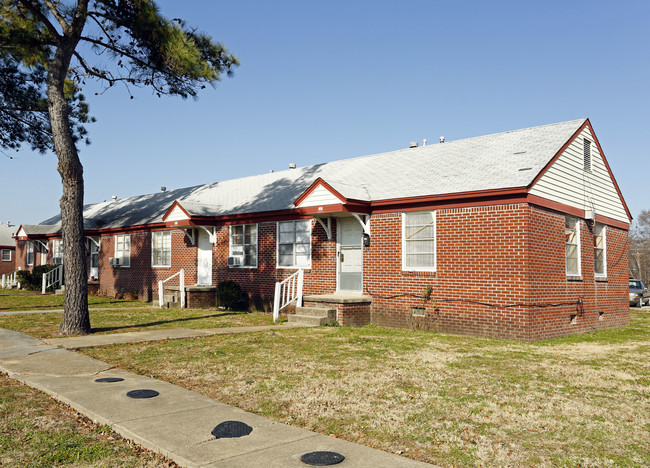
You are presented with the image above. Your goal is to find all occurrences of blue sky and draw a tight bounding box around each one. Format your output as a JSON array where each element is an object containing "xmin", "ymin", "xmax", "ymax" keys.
[{"xmin": 1, "ymin": 0, "xmax": 648, "ymax": 225}]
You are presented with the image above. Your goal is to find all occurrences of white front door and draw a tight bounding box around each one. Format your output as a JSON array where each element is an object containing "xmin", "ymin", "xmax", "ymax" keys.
[
  {"xmin": 197, "ymin": 229, "xmax": 212, "ymax": 285},
  {"xmin": 89, "ymin": 242, "xmax": 99, "ymax": 280},
  {"xmin": 338, "ymin": 218, "xmax": 363, "ymax": 292}
]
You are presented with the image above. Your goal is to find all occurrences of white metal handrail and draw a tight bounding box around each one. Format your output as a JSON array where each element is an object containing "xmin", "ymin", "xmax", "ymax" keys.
[
  {"xmin": 42, "ymin": 265, "xmax": 64, "ymax": 294},
  {"xmin": 158, "ymin": 269, "xmax": 185, "ymax": 308},
  {"xmin": 272, "ymin": 268, "xmax": 304, "ymax": 322},
  {"xmin": 1, "ymin": 271, "xmax": 17, "ymax": 289}
]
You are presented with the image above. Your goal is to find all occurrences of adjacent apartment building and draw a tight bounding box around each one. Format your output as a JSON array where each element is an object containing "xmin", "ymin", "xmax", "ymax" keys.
[{"xmin": 0, "ymin": 222, "xmax": 16, "ymax": 277}]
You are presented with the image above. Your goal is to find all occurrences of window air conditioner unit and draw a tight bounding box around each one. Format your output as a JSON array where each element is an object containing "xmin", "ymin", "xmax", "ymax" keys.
[
  {"xmin": 109, "ymin": 257, "xmax": 121, "ymax": 266},
  {"xmin": 227, "ymin": 256, "xmax": 242, "ymax": 267}
]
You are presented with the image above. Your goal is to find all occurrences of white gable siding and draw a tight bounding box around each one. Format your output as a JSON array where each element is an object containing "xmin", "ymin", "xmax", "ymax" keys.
[
  {"xmin": 297, "ymin": 184, "xmax": 342, "ymax": 207},
  {"xmin": 166, "ymin": 205, "xmax": 190, "ymax": 222},
  {"xmin": 529, "ymin": 127, "xmax": 628, "ymax": 223}
]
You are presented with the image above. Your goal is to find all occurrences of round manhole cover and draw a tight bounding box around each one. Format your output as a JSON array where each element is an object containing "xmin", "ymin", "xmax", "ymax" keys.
[
  {"xmin": 126, "ymin": 389, "xmax": 159, "ymax": 399},
  {"xmin": 300, "ymin": 451, "xmax": 345, "ymax": 466},
  {"xmin": 211, "ymin": 420, "xmax": 253, "ymax": 439},
  {"xmin": 95, "ymin": 377, "xmax": 124, "ymax": 383}
]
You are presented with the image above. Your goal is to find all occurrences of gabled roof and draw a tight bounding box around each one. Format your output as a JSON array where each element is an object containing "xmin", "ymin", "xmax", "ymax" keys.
[{"xmin": 33, "ymin": 118, "xmax": 617, "ymax": 231}]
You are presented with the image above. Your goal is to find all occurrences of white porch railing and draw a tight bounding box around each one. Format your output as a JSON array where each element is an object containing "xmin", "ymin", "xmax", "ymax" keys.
[
  {"xmin": 1, "ymin": 271, "xmax": 17, "ymax": 289},
  {"xmin": 158, "ymin": 269, "xmax": 185, "ymax": 308},
  {"xmin": 272, "ymin": 268, "xmax": 304, "ymax": 322},
  {"xmin": 42, "ymin": 265, "xmax": 64, "ymax": 294}
]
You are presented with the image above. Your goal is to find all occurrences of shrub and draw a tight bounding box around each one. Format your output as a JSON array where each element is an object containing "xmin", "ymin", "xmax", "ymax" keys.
[
  {"xmin": 17, "ymin": 265, "xmax": 59, "ymax": 291},
  {"xmin": 217, "ymin": 280, "xmax": 241, "ymax": 310}
]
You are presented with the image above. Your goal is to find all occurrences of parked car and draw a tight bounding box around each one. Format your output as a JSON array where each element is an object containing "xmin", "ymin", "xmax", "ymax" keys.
[{"xmin": 629, "ymin": 279, "xmax": 650, "ymax": 307}]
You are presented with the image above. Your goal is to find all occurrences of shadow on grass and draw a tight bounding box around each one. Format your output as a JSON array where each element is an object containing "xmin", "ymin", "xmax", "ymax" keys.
[
  {"xmin": 0, "ymin": 300, "xmax": 145, "ymax": 311},
  {"xmin": 90, "ymin": 311, "xmax": 245, "ymax": 333}
]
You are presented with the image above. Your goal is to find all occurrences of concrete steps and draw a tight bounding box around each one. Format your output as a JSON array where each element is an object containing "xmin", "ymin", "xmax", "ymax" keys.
[
  {"xmin": 158, "ymin": 293, "xmax": 180, "ymax": 309},
  {"xmin": 54, "ymin": 285, "xmax": 65, "ymax": 295},
  {"xmin": 288, "ymin": 306, "xmax": 337, "ymax": 326}
]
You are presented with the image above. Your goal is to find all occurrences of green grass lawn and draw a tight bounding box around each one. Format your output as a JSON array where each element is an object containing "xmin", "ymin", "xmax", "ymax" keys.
[
  {"xmin": 77, "ymin": 311, "xmax": 650, "ymax": 467},
  {"xmin": 2, "ymin": 299, "xmax": 648, "ymax": 467},
  {"xmin": 0, "ymin": 289, "xmax": 146, "ymax": 311},
  {"xmin": 0, "ymin": 373, "xmax": 173, "ymax": 467}
]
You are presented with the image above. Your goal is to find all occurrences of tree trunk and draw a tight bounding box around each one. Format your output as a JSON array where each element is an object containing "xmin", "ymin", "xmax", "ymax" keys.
[{"xmin": 48, "ymin": 42, "xmax": 90, "ymax": 335}]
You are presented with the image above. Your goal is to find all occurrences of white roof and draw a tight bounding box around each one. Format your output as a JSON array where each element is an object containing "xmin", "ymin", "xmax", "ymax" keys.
[
  {"xmin": 37, "ymin": 119, "xmax": 587, "ymax": 231},
  {"xmin": 0, "ymin": 224, "xmax": 17, "ymax": 246}
]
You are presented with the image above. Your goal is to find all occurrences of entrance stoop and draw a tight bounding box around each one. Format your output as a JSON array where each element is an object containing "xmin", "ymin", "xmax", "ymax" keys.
[
  {"xmin": 289, "ymin": 306, "xmax": 337, "ymax": 326},
  {"xmin": 302, "ymin": 293, "xmax": 372, "ymax": 327}
]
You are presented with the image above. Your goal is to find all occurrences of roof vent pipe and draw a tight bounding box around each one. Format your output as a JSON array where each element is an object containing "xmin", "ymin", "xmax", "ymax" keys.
[
  {"xmin": 289, "ymin": 163, "xmax": 296, "ymax": 169},
  {"xmin": 440, "ymin": 136, "xmax": 445, "ymax": 143},
  {"xmin": 160, "ymin": 186, "xmax": 166, "ymax": 192},
  {"xmin": 409, "ymin": 141, "xmax": 418, "ymax": 148},
  {"xmin": 422, "ymin": 139, "xmax": 427, "ymax": 146}
]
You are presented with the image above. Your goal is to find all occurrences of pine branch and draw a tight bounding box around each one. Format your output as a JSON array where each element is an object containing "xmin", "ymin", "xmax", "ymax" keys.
[
  {"xmin": 17, "ymin": 0, "xmax": 62, "ymax": 44},
  {"xmin": 42, "ymin": 0, "xmax": 68, "ymax": 32}
]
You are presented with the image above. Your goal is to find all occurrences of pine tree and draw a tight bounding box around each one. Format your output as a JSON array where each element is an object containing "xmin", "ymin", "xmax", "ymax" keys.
[{"xmin": 0, "ymin": 0, "xmax": 238, "ymax": 334}]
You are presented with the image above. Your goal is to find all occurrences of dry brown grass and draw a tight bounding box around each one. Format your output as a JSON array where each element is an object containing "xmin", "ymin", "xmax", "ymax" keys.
[
  {"xmin": 0, "ymin": 372, "xmax": 176, "ymax": 467},
  {"xmin": 81, "ymin": 313, "xmax": 650, "ymax": 467}
]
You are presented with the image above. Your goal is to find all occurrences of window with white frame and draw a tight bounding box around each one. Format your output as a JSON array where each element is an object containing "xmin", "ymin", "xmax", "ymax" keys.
[
  {"xmin": 402, "ymin": 211, "xmax": 436, "ymax": 271},
  {"xmin": 115, "ymin": 234, "xmax": 131, "ymax": 267},
  {"xmin": 26, "ymin": 242, "xmax": 34, "ymax": 266},
  {"xmin": 230, "ymin": 224, "xmax": 257, "ymax": 267},
  {"xmin": 594, "ymin": 223, "xmax": 606, "ymax": 276},
  {"xmin": 52, "ymin": 239, "xmax": 63, "ymax": 265},
  {"xmin": 565, "ymin": 216, "xmax": 580, "ymax": 276},
  {"xmin": 152, "ymin": 231, "xmax": 171, "ymax": 267},
  {"xmin": 277, "ymin": 220, "xmax": 311, "ymax": 267},
  {"xmin": 1, "ymin": 249, "xmax": 10, "ymax": 262}
]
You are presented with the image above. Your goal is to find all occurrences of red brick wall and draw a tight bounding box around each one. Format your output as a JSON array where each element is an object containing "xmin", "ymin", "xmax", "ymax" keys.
[
  {"xmin": 0, "ymin": 246, "xmax": 15, "ymax": 276},
  {"xmin": 14, "ymin": 240, "xmax": 28, "ymax": 272},
  {"xmin": 526, "ymin": 206, "xmax": 629, "ymax": 340},
  {"xmin": 15, "ymin": 202, "xmax": 628, "ymax": 341},
  {"xmin": 366, "ymin": 205, "xmax": 532, "ymax": 340},
  {"xmin": 212, "ymin": 220, "xmax": 336, "ymax": 311},
  {"xmin": 98, "ymin": 230, "xmax": 197, "ymax": 301},
  {"xmin": 366, "ymin": 204, "xmax": 628, "ymax": 341}
]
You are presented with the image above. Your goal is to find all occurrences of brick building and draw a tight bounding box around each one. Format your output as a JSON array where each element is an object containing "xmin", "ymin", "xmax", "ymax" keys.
[
  {"xmin": 0, "ymin": 222, "xmax": 16, "ymax": 277},
  {"xmin": 14, "ymin": 119, "xmax": 632, "ymax": 340}
]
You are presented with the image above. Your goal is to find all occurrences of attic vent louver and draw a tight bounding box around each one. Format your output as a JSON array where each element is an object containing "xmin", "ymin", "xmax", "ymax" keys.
[{"xmin": 583, "ymin": 139, "xmax": 591, "ymax": 172}]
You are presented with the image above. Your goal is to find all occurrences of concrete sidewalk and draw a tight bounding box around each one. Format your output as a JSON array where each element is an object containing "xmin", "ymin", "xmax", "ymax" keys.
[
  {"xmin": 0, "ymin": 328, "xmax": 433, "ymax": 467},
  {"xmin": 45, "ymin": 324, "xmax": 313, "ymax": 349}
]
